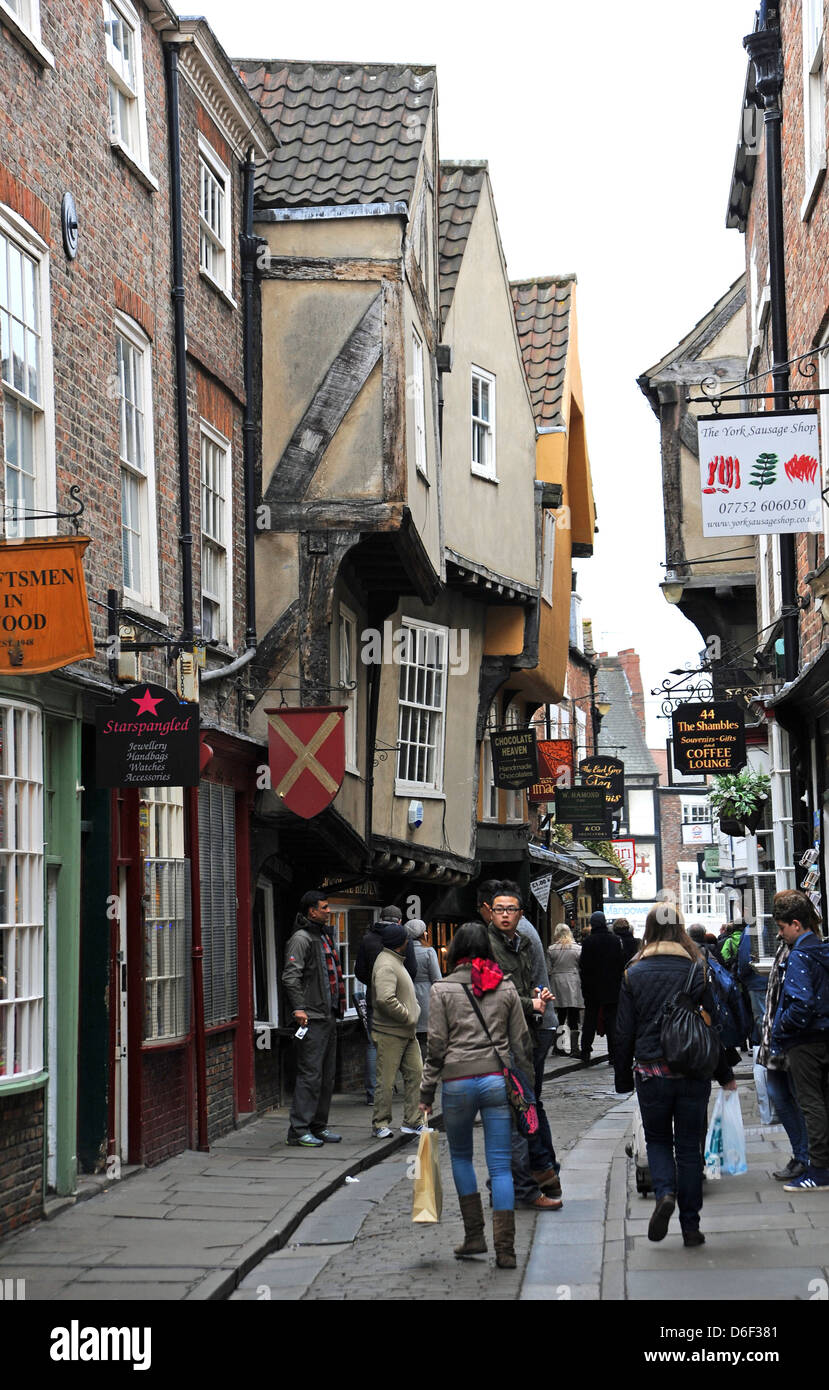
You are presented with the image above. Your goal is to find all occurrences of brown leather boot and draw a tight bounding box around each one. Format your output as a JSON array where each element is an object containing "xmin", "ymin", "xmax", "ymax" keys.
[
  {"xmin": 492, "ymin": 1209, "xmax": 516, "ymax": 1268},
  {"xmin": 454, "ymin": 1192, "xmax": 487, "ymax": 1258},
  {"xmin": 531, "ymin": 1167, "xmax": 563, "ymax": 1198}
]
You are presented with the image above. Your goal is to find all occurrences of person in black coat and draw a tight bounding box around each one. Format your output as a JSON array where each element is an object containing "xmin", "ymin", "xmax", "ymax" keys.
[
  {"xmin": 579, "ymin": 911, "xmax": 624, "ymax": 1066},
  {"xmin": 612, "ymin": 918, "xmax": 638, "ymax": 965},
  {"xmin": 615, "ymin": 905, "xmax": 736, "ymax": 1248}
]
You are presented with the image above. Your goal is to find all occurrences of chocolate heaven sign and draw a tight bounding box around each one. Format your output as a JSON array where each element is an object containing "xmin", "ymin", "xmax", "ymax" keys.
[
  {"xmin": 671, "ymin": 702, "xmax": 746, "ymax": 776},
  {"xmin": 96, "ymin": 684, "xmax": 199, "ymax": 787},
  {"xmin": 490, "ymin": 729, "xmax": 539, "ymax": 790}
]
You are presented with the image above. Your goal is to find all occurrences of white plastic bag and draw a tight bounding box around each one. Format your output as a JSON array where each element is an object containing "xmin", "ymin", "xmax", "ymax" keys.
[
  {"xmin": 753, "ymin": 1045, "xmax": 779, "ymax": 1126},
  {"xmin": 704, "ymin": 1091, "xmax": 724, "ymax": 1180},
  {"xmin": 720, "ymin": 1089, "xmax": 748, "ymax": 1175}
]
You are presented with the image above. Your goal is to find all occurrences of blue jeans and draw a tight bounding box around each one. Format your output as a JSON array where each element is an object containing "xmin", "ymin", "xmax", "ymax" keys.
[
  {"xmin": 765, "ymin": 1066, "xmax": 809, "ymax": 1165},
  {"xmin": 636, "ymin": 1075, "xmax": 711, "ymax": 1233},
  {"xmin": 441, "ymin": 1074, "xmax": 514, "ymax": 1211}
]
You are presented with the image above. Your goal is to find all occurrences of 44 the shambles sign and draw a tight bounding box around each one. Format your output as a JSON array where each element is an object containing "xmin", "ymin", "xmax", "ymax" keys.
[
  {"xmin": 671, "ymin": 702, "xmax": 746, "ymax": 776},
  {"xmin": 0, "ymin": 536, "xmax": 95, "ymax": 674},
  {"xmin": 699, "ymin": 411, "xmax": 822, "ymax": 535},
  {"xmin": 96, "ymin": 684, "xmax": 199, "ymax": 787},
  {"xmin": 491, "ymin": 728, "xmax": 539, "ymax": 790}
]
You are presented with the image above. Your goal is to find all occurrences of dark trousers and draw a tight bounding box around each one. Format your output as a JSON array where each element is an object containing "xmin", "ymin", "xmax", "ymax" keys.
[
  {"xmin": 581, "ymin": 1001, "xmax": 617, "ymax": 1061},
  {"xmin": 289, "ymin": 1014, "xmax": 337, "ymax": 1135},
  {"xmin": 532, "ymin": 1029, "xmax": 558, "ymax": 1171},
  {"xmin": 786, "ymin": 1038, "xmax": 829, "ymax": 1169},
  {"xmin": 636, "ymin": 1075, "xmax": 711, "ymax": 1233}
]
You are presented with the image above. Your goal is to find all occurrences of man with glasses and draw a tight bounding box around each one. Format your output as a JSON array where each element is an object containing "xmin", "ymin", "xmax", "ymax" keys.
[
  {"xmin": 283, "ymin": 890, "xmax": 345, "ymax": 1148},
  {"xmin": 484, "ymin": 883, "xmax": 561, "ymax": 1210},
  {"xmin": 770, "ymin": 890, "xmax": 829, "ymax": 1191}
]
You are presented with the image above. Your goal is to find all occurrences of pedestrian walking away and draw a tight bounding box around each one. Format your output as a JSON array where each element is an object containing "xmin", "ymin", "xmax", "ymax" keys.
[
  {"xmin": 579, "ymin": 910, "xmax": 624, "ymax": 1066},
  {"xmin": 615, "ymin": 904, "xmax": 736, "ymax": 1247},
  {"xmin": 282, "ymin": 891, "xmax": 346, "ymax": 1148},
  {"xmin": 770, "ymin": 890, "xmax": 829, "ymax": 1191},
  {"xmin": 419, "ymin": 920, "xmax": 534, "ymax": 1268},
  {"xmin": 547, "ymin": 921, "xmax": 584, "ymax": 1057},
  {"xmin": 370, "ymin": 923, "xmax": 424, "ymax": 1139},
  {"xmin": 407, "ymin": 918, "xmax": 442, "ymax": 1058}
]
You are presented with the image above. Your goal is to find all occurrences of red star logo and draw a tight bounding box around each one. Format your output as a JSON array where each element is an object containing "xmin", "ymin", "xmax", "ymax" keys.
[{"xmin": 131, "ymin": 688, "xmax": 163, "ymax": 717}]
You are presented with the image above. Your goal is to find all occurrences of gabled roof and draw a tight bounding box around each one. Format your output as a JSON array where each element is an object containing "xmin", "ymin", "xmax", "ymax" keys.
[
  {"xmin": 595, "ymin": 658, "xmax": 660, "ymax": 778},
  {"xmin": 438, "ymin": 161, "xmax": 487, "ymax": 327},
  {"xmin": 509, "ymin": 276, "xmax": 576, "ymax": 430},
  {"xmin": 637, "ymin": 274, "xmax": 747, "ymax": 418},
  {"xmin": 233, "ymin": 61, "xmax": 436, "ymax": 209}
]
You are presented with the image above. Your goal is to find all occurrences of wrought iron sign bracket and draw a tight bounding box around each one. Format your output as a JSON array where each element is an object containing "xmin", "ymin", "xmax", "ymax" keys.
[
  {"xmin": 687, "ymin": 347, "xmax": 827, "ymax": 412},
  {"xmin": 2, "ymin": 484, "xmax": 86, "ymax": 534}
]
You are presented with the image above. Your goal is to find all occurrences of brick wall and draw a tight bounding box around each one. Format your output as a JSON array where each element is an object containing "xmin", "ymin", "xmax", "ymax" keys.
[
  {"xmin": 206, "ymin": 1031, "xmax": 236, "ymax": 1142},
  {"xmin": 658, "ymin": 790, "xmax": 683, "ymax": 904},
  {"xmin": 0, "ymin": 1090, "xmax": 44, "ymax": 1241},
  {"xmin": 142, "ymin": 1049, "xmax": 188, "ymax": 1166}
]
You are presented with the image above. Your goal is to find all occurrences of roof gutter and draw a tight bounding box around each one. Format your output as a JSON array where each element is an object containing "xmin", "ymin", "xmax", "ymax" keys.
[{"xmin": 255, "ymin": 202, "xmax": 409, "ymax": 222}]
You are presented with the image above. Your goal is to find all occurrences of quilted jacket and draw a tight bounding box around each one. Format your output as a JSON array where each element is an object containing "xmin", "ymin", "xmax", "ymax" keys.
[
  {"xmin": 771, "ymin": 931, "xmax": 829, "ymax": 1052},
  {"xmin": 614, "ymin": 942, "xmax": 734, "ymax": 1093}
]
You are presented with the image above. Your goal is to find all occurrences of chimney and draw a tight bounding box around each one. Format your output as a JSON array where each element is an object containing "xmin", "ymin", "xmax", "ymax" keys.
[{"xmin": 617, "ymin": 648, "xmax": 647, "ymax": 740}]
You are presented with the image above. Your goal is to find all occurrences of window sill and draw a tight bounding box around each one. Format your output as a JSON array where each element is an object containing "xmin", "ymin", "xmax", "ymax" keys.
[
  {"xmin": 344, "ymin": 762, "xmax": 361, "ymax": 777},
  {"xmin": 471, "ymin": 466, "xmax": 499, "ymax": 484},
  {"xmin": 801, "ymin": 159, "xmax": 826, "ymax": 222},
  {"xmin": 199, "ymin": 268, "xmax": 237, "ymax": 309},
  {"xmin": 110, "ymin": 140, "xmax": 159, "ymax": 194},
  {"xmin": 0, "ymin": 1068, "xmax": 47, "ymax": 1095},
  {"xmin": 120, "ymin": 598, "xmax": 169, "ymax": 629},
  {"xmin": 415, "ymin": 465, "xmax": 430, "ymax": 485},
  {"xmin": 394, "ymin": 785, "xmax": 446, "ymax": 800},
  {"xmin": 0, "ymin": 5, "xmax": 54, "ymax": 66}
]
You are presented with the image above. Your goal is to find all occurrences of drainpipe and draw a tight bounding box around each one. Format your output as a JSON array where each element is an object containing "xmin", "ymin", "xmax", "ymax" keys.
[
  {"xmin": 163, "ymin": 35, "xmax": 207, "ymax": 1151},
  {"xmin": 241, "ymin": 147, "xmax": 258, "ymax": 651}
]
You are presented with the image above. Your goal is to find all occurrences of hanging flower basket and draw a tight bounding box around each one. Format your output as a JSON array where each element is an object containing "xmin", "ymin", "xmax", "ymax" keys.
[{"xmin": 709, "ymin": 769, "xmax": 771, "ymax": 838}]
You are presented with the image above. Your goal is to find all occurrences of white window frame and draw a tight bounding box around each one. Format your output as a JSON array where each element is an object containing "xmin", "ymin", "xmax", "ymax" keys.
[
  {"xmin": 200, "ymin": 421, "xmax": 233, "ymax": 648},
  {"xmin": 252, "ymin": 877, "xmax": 278, "ymax": 1027},
  {"xmin": 411, "ymin": 327, "xmax": 427, "ymax": 478},
  {"xmin": 471, "ymin": 364, "xmax": 496, "ymax": 480},
  {"xmin": 339, "ymin": 603, "xmax": 358, "ymax": 774},
  {"xmin": 542, "ymin": 510, "xmax": 555, "ymax": 605},
  {"xmin": 116, "ymin": 312, "xmax": 160, "ymax": 612},
  {"xmin": 198, "ymin": 136, "xmax": 234, "ymax": 301},
  {"xmin": 328, "ymin": 906, "xmax": 358, "ymax": 1019},
  {"xmin": 0, "ymin": 205, "xmax": 56, "ymax": 540},
  {"xmin": 0, "ymin": 0, "xmax": 54, "ymax": 66},
  {"xmin": 103, "ymin": 0, "xmax": 154, "ymax": 182},
  {"xmin": 0, "ymin": 700, "xmax": 44, "ymax": 1083},
  {"xmin": 802, "ymin": 0, "xmax": 827, "ymax": 220},
  {"xmin": 140, "ymin": 787, "xmax": 191, "ymax": 1044},
  {"xmin": 681, "ymin": 797, "xmax": 712, "ymax": 824},
  {"xmin": 679, "ymin": 861, "xmax": 725, "ymax": 922},
  {"xmin": 395, "ymin": 618, "xmax": 448, "ymax": 797}
]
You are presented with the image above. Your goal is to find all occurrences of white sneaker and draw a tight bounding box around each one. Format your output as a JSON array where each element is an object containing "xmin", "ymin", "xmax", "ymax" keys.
[
  {"xmin": 372, "ymin": 1126, "xmax": 393, "ymax": 1139},
  {"xmin": 400, "ymin": 1124, "xmax": 427, "ymax": 1135}
]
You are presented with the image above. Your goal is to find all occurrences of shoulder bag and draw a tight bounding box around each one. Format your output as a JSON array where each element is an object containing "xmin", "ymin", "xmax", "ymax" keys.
[
  {"xmin": 461, "ymin": 985, "xmax": 539, "ymax": 1137},
  {"xmin": 659, "ymin": 960, "xmax": 721, "ymax": 1080}
]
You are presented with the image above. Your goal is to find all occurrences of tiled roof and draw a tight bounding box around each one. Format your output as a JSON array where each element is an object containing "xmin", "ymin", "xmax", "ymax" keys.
[
  {"xmin": 438, "ymin": 162, "xmax": 487, "ymax": 327},
  {"xmin": 510, "ymin": 277, "xmax": 575, "ymax": 429},
  {"xmin": 233, "ymin": 61, "xmax": 436, "ymax": 208},
  {"xmin": 595, "ymin": 659, "xmax": 660, "ymax": 778}
]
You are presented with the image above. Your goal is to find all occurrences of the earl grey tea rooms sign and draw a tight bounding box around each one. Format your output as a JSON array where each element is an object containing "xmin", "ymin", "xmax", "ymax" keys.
[{"xmin": 96, "ymin": 683, "xmax": 199, "ymax": 788}]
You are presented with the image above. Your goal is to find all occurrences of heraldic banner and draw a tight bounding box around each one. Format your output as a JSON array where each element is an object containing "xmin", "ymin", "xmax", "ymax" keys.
[{"xmin": 266, "ymin": 706, "xmax": 347, "ymax": 820}]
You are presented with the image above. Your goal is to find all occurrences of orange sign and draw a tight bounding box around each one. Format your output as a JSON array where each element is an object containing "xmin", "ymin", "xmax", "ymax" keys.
[{"xmin": 0, "ymin": 536, "xmax": 95, "ymax": 675}]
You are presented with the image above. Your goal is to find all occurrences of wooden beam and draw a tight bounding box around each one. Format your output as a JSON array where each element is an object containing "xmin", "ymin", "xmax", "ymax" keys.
[
  {"xmin": 260, "ymin": 256, "xmax": 402, "ymax": 283},
  {"xmin": 261, "ymin": 500, "xmax": 406, "ymax": 533},
  {"xmin": 382, "ymin": 279, "xmax": 407, "ymax": 501}
]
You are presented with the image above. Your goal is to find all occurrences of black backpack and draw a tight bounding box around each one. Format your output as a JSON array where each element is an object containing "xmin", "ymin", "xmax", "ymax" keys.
[{"xmin": 659, "ymin": 960, "xmax": 721, "ymax": 1080}]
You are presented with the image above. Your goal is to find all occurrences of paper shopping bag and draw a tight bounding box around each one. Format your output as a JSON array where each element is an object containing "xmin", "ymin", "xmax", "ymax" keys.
[{"xmin": 411, "ymin": 1127, "xmax": 443, "ymax": 1223}]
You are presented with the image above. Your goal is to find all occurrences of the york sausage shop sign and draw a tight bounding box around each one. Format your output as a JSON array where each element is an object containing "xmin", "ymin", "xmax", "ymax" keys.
[
  {"xmin": 699, "ymin": 411, "xmax": 822, "ymax": 536},
  {"xmin": 96, "ymin": 684, "xmax": 199, "ymax": 787},
  {"xmin": 490, "ymin": 728, "xmax": 539, "ymax": 790},
  {"xmin": 554, "ymin": 786, "xmax": 611, "ymax": 834},
  {"xmin": 579, "ymin": 757, "xmax": 625, "ymax": 816},
  {"xmin": 671, "ymin": 702, "xmax": 746, "ymax": 776},
  {"xmin": 0, "ymin": 537, "xmax": 95, "ymax": 674},
  {"xmin": 528, "ymin": 739, "xmax": 574, "ymax": 802}
]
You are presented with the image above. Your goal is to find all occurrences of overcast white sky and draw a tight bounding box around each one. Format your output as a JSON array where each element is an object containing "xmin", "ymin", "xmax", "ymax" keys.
[{"xmin": 178, "ymin": 0, "xmax": 758, "ymax": 743}]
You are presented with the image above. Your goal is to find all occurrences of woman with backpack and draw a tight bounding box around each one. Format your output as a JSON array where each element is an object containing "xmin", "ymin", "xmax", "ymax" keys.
[
  {"xmin": 615, "ymin": 904, "xmax": 737, "ymax": 1248},
  {"xmin": 418, "ymin": 921, "xmax": 533, "ymax": 1270}
]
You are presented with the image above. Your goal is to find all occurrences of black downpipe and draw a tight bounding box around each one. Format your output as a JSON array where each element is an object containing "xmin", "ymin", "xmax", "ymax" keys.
[
  {"xmin": 241, "ymin": 148, "xmax": 258, "ymax": 649},
  {"xmin": 163, "ymin": 42, "xmax": 194, "ymax": 643}
]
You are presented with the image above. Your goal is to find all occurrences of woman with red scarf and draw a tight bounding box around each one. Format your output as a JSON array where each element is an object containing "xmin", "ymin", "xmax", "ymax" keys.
[{"xmin": 419, "ymin": 921, "xmax": 533, "ymax": 1269}]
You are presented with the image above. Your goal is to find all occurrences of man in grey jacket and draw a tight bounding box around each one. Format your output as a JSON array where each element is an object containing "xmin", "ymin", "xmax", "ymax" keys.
[
  {"xmin": 371, "ymin": 923, "xmax": 424, "ymax": 1139},
  {"xmin": 283, "ymin": 891, "xmax": 345, "ymax": 1148}
]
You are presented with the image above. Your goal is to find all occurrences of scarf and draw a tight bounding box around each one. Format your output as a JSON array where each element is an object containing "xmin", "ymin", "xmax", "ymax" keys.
[
  {"xmin": 321, "ymin": 932, "xmax": 346, "ymax": 1020},
  {"xmin": 455, "ymin": 957, "xmax": 504, "ymax": 997}
]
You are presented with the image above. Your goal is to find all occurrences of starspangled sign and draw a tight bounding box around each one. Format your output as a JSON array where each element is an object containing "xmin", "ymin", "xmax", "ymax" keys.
[{"xmin": 266, "ymin": 706, "xmax": 347, "ymax": 820}]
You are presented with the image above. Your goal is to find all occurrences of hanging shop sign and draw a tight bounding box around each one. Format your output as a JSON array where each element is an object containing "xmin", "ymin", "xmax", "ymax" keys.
[
  {"xmin": 699, "ymin": 410, "xmax": 821, "ymax": 536},
  {"xmin": 579, "ymin": 756, "xmax": 625, "ymax": 817},
  {"xmin": 0, "ymin": 536, "xmax": 95, "ymax": 675},
  {"xmin": 490, "ymin": 728, "xmax": 539, "ymax": 790},
  {"xmin": 530, "ymin": 874, "xmax": 553, "ymax": 912},
  {"xmin": 611, "ymin": 838, "xmax": 636, "ymax": 878},
  {"xmin": 554, "ymin": 786, "xmax": 611, "ymax": 835},
  {"xmin": 671, "ymin": 702, "xmax": 746, "ymax": 775},
  {"xmin": 266, "ymin": 706, "xmax": 346, "ymax": 820},
  {"xmin": 528, "ymin": 739, "xmax": 574, "ymax": 802},
  {"xmin": 96, "ymin": 683, "xmax": 199, "ymax": 787}
]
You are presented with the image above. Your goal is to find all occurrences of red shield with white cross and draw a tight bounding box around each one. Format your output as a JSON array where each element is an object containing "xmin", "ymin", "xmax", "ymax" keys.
[{"xmin": 265, "ymin": 706, "xmax": 347, "ymax": 820}]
